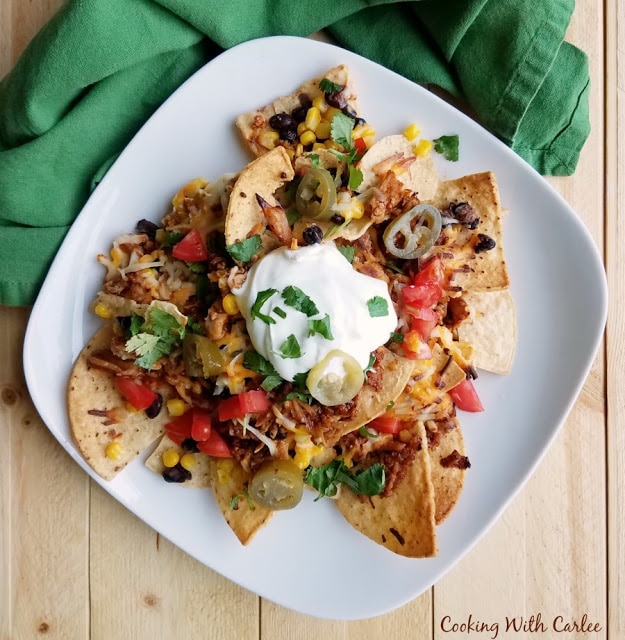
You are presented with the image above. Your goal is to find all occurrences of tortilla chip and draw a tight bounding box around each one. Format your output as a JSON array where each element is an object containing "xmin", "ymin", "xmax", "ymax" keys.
[
  {"xmin": 224, "ymin": 146, "xmax": 295, "ymax": 251},
  {"xmin": 430, "ymin": 172, "xmax": 509, "ymax": 292},
  {"xmin": 206, "ymin": 458, "xmax": 273, "ymax": 545},
  {"xmin": 335, "ymin": 421, "xmax": 437, "ymax": 557},
  {"xmin": 431, "ymin": 343, "xmax": 466, "ymax": 392},
  {"xmin": 236, "ymin": 65, "xmax": 360, "ymax": 158},
  {"xmin": 427, "ymin": 416, "xmax": 468, "ymax": 524},
  {"xmin": 145, "ymin": 435, "xmax": 212, "ymax": 488},
  {"xmin": 330, "ymin": 349, "xmax": 415, "ymax": 443},
  {"xmin": 358, "ymin": 134, "xmax": 439, "ymax": 201},
  {"xmin": 67, "ymin": 325, "xmax": 169, "ymax": 480},
  {"xmin": 457, "ymin": 290, "xmax": 517, "ymax": 375}
]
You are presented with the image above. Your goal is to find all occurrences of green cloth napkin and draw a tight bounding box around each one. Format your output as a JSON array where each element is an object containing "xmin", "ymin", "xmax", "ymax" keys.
[{"xmin": 0, "ymin": 0, "xmax": 589, "ymax": 306}]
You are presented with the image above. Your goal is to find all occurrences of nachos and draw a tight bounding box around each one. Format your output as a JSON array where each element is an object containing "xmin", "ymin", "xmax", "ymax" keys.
[{"xmin": 68, "ymin": 66, "xmax": 516, "ymax": 556}]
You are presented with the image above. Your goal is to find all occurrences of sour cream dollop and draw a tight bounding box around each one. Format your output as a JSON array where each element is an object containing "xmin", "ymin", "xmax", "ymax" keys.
[{"xmin": 232, "ymin": 243, "xmax": 397, "ymax": 382}]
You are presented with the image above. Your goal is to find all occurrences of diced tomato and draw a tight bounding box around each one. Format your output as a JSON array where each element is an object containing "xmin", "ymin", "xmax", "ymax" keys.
[
  {"xmin": 114, "ymin": 377, "xmax": 158, "ymax": 411},
  {"xmin": 402, "ymin": 330, "xmax": 433, "ymax": 360},
  {"xmin": 165, "ymin": 411, "xmax": 193, "ymax": 445},
  {"xmin": 369, "ymin": 415, "xmax": 402, "ymax": 435},
  {"xmin": 413, "ymin": 256, "xmax": 445, "ymax": 289},
  {"xmin": 190, "ymin": 409, "xmax": 212, "ymax": 442},
  {"xmin": 354, "ymin": 137, "xmax": 367, "ymax": 157},
  {"xmin": 408, "ymin": 307, "xmax": 439, "ymax": 341},
  {"xmin": 197, "ymin": 429, "xmax": 232, "ymax": 458},
  {"xmin": 218, "ymin": 389, "xmax": 270, "ymax": 422},
  {"xmin": 172, "ymin": 228, "xmax": 208, "ymax": 262},
  {"xmin": 449, "ymin": 379, "xmax": 484, "ymax": 412},
  {"xmin": 402, "ymin": 281, "xmax": 442, "ymax": 309}
]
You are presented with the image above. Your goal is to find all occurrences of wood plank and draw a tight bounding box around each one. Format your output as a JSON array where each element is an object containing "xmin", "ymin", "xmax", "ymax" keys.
[
  {"xmin": 606, "ymin": 0, "xmax": 624, "ymax": 636},
  {"xmin": 433, "ymin": 1, "xmax": 607, "ymax": 637},
  {"xmin": 88, "ymin": 483, "xmax": 259, "ymax": 640}
]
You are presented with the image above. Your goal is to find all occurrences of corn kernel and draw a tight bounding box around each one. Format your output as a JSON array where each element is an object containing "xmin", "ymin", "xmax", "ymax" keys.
[
  {"xmin": 414, "ymin": 139, "xmax": 433, "ymax": 157},
  {"xmin": 180, "ymin": 453, "xmax": 196, "ymax": 471},
  {"xmin": 398, "ymin": 429, "xmax": 413, "ymax": 443},
  {"xmin": 258, "ymin": 130, "xmax": 279, "ymax": 149},
  {"xmin": 217, "ymin": 458, "xmax": 235, "ymax": 484},
  {"xmin": 155, "ymin": 228, "xmax": 167, "ymax": 244},
  {"xmin": 166, "ymin": 399, "xmax": 186, "ymax": 417},
  {"xmin": 110, "ymin": 247, "xmax": 123, "ymax": 268},
  {"xmin": 222, "ymin": 293, "xmax": 239, "ymax": 315},
  {"xmin": 315, "ymin": 120, "xmax": 331, "ymax": 140},
  {"xmin": 353, "ymin": 124, "xmax": 376, "ymax": 140},
  {"xmin": 172, "ymin": 178, "xmax": 207, "ymax": 207},
  {"xmin": 312, "ymin": 142, "xmax": 326, "ymax": 151},
  {"xmin": 106, "ymin": 441, "xmax": 123, "ymax": 461},
  {"xmin": 403, "ymin": 123, "xmax": 421, "ymax": 141},
  {"xmin": 325, "ymin": 106, "xmax": 342, "ymax": 122},
  {"xmin": 350, "ymin": 199, "xmax": 365, "ymax": 220},
  {"xmin": 304, "ymin": 106, "xmax": 321, "ymax": 132},
  {"xmin": 297, "ymin": 122, "xmax": 308, "ymax": 136},
  {"xmin": 324, "ymin": 140, "xmax": 341, "ymax": 151},
  {"xmin": 94, "ymin": 303, "xmax": 112, "ymax": 319},
  {"xmin": 162, "ymin": 448, "xmax": 180, "ymax": 468},
  {"xmin": 312, "ymin": 95, "xmax": 327, "ymax": 113},
  {"xmin": 300, "ymin": 130, "xmax": 316, "ymax": 146},
  {"xmin": 295, "ymin": 143, "xmax": 304, "ymax": 156}
]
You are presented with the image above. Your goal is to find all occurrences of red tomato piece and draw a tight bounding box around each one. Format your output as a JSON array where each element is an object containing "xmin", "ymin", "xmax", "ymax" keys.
[
  {"xmin": 354, "ymin": 137, "xmax": 367, "ymax": 151},
  {"xmin": 197, "ymin": 429, "xmax": 232, "ymax": 458},
  {"xmin": 218, "ymin": 390, "xmax": 270, "ymax": 422},
  {"xmin": 190, "ymin": 409, "xmax": 212, "ymax": 442},
  {"xmin": 369, "ymin": 415, "xmax": 402, "ymax": 434},
  {"xmin": 409, "ymin": 307, "xmax": 439, "ymax": 341},
  {"xmin": 172, "ymin": 228, "xmax": 208, "ymax": 262},
  {"xmin": 164, "ymin": 411, "xmax": 193, "ymax": 445},
  {"xmin": 114, "ymin": 377, "xmax": 158, "ymax": 411},
  {"xmin": 413, "ymin": 256, "xmax": 444, "ymax": 288},
  {"xmin": 449, "ymin": 379, "xmax": 484, "ymax": 412},
  {"xmin": 402, "ymin": 281, "xmax": 443, "ymax": 309}
]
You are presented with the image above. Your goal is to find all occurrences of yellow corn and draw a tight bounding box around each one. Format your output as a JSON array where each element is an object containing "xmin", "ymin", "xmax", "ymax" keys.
[
  {"xmin": 172, "ymin": 178, "xmax": 207, "ymax": 207},
  {"xmin": 297, "ymin": 122, "xmax": 308, "ymax": 136},
  {"xmin": 398, "ymin": 429, "xmax": 413, "ymax": 443},
  {"xmin": 258, "ymin": 130, "xmax": 279, "ymax": 150},
  {"xmin": 312, "ymin": 142, "xmax": 326, "ymax": 151},
  {"xmin": 222, "ymin": 293, "xmax": 239, "ymax": 315},
  {"xmin": 162, "ymin": 449, "xmax": 180, "ymax": 468},
  {"xmin": 325, "ymin": 106, "xmax": 342, "ymax": 122},
  {"xmin": 155, "ymin": 228, "xmax": 167, "ymax": 244},
  {"xmin": 414, "ymin": 139, "xmax": 433, "ymax": 157},
  {"xmin": 94, "ymin": 303, "xmax": 112, "ymax": 319},
  {"xmin": 312, "ymin": 95, "xmax": 327, "ymax": 113},
  {"xmin": 353, "ymin": 123, "xmax": 375, "ymax": 140},
  {"xmin": 110, "ymin": 247, "xmax": 123, "ymax": 268},
  {"xmin": 349, "ymin": 199, "xmax": 365, "ymax": 220},
  {"xmin": 403, "ymin": 123, "xmax": 421, "ymax": 141},
  {"xmin": 295, "ymin": 143, "xmax": 304, "ymax": 156},
  {"xmin": 315, "ymin": 120, "xmax": 331, "ymax": 140},
  {"xmin": 300, "ymin": 130, "xmax": 316, "ymax": 146},
  {"xmin": 105, "ymin": 441, "xmax": 123, "ymax": 461},
  {"xmin": 304, "ymin": 106, "xmax": 321, "ymax": 132},
  {"xmin": 166, "ymin": 398, "xmax": 186, "ymax": 417},
  {"xmin": 217, "ymin": 459, "xmax": 235, "ymax": 484},
  {"xmin": 179, "ymin": 453, "xmax": 196, "ymax": 471}
]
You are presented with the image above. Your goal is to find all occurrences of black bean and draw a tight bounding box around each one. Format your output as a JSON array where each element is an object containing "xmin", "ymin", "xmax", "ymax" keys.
[
  {"xmin": 291, "ymin": 105, "xmax": 308, "ymax": 123},
  {"xmin": 136, "ymin": 219, "xmax": 159, "ymax": 238},
  {"xmin": 279, "ymin": 127, "xmax": 298, "ymax": 143},
  {"xmin": 302, "ymin": 224, "xmax": 324, "ymax": 245},
  {"xmin": 269, "ymin": 112, "xmax": 293, "ymax": 130},
  {"xmin": 325, "ymin": 91, "xmax": 347, "ymax": 109},
  {"xmin": 145, "ymin": 394, "xmax": 163, "ymax": 419},
  {"xmin": 330, "ymin": 213, "xmax": 345, "ymax": 225},
  {"xmin": 162, "ymin": 463, "xmax": 192, "ymax": 483},
  {"xmin": 474, "ymin": 234, "xmax": 496, "ymax": 253},
  {"xmin": 182, "ymin": 437, "xmax": 200, "ymax": 453},
  {"xmin": 116, "ymin": 316, "xmax": 131, "ymax": 331}
]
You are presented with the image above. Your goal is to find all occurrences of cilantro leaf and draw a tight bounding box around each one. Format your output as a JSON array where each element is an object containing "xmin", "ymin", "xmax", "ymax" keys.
[
  {"xmin": 281, "ymin": 286, "xmax": 319, "ymax": 317},
  {"xmin": 348, "ymin": 165, "xmax": 363, "ymax": 191},
  {"xmin": 186, "ymin": 261, "xmax": 207, "ymax": 274},
  {"xmin": 433, "ymin": 135, "xmax": 459, "ymax": 162},
  {"xmin": 307, "ymin": 314, "xmax": 333, "ymax": 340},
  {"xmin": 309, "ymin": 153, "xmax": 320, "ymax": 167},
  {"xmin": 354, "ymin": 463, "xmax": 386, "ymax": 496},
  {"xmin": 226, "ymin": 234, "xmax": 262, "ymax": 262},
  {"xmin": 279, "ymin": 334, "xmax": 302, "ymax": 359},
  {"xmin": 273, "ymin": 306, "xmax": 287, "ymax": 319},
  {"xmin": 337, "ymin": 245, "xmax": 356, "ymax": 264},
  {"xmin": 330, "ymin": 112, "xmax": 356, "ymax": 149},
  {"xmin": 358, "ymin": 426, "xmax": 378, "ymax": 438},
  {"xmin": 286, "ymin": 207, "xmax": 302, "ymax": 226},
  {"xmin": 292, "ymin": 371, "xmax": 309, "ymax": 389},
  {"xmin": 304, "ymin": 459, "xmax": 385, "ymax": 500},
  {"xmin": 243, "ymin": 350, "xmax": 284, "ymax": 391},
  {"xmin": 285, "ymin": 391, "xmax": 313, "ymax": 404},
  {"xmin": 389, "ymin": 331, "xmax": 404, "ymax": 344},
  {"xmin": 367, "ymin": 296, "xmax": 389, "ymax": 318},
  {"xmin": 364, "ymin": 352, "xmax": 376, "ymax": 374},
  {"xmin": 319, "ymin": 78, "xmax": 344, "ymax": 93},
  {"xmin": 128, "ymin": 313, "xmax": 143, "ymax": 336},
  {"xmin": 161, "ymin": 231, "xmax": 184, "ymax": 248},
  {"xmin": 251, "ymin": 288, "xmax": 277, "ymax": 325}
]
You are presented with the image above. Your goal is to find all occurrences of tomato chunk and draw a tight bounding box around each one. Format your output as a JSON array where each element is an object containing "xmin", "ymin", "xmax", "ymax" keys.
[
  {"xmin": 218, "ymin": 390, "xmax": 270, "ymax": 421},
  {"xmin": 190, "ymin": 409, "xmax": 212, "ymax": 442},
  {"xmin": 369, "ymin": 415, "xmax": 403, "ymax": 434},
  {"xmin": 449, "ymin": 379, "xmax": 484, "ymax": 412},
  {"xmin": 414, "ymin": 256, "xmax": 445, "ymax": 288},
  {"xmin": 165, "ymin": 411, "xmax": 193, "ymax": 445},
  {"xmin": 114, "ymin": 377, "xmax": 158, "ymax": 411},
  {"xmin": 197, "ymin": 429, "xmax": 232, "ymax": 458},
  {"xmin": 407, "ymin": 307, "xmax": 439, "ymax": 341},
  {"xmin": 172, "ymin": 228, "xmax": 208, "ymax": 262}
]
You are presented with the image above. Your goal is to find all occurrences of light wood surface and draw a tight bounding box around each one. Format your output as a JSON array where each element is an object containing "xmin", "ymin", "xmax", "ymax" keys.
[{"xmin": 0, "ymin": 1, "xmax": 618, "ymax": 638}]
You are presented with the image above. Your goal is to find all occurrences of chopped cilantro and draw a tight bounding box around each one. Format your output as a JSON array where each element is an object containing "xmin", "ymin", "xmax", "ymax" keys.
[
  {"xmin": 337, "ymin": 245, "xmax": 356, "ymax": 263},
  {"xmin": 229, "ymin": 490, "xmax": 255, "ymax": 511},
  {"xmin": 286, "ymin": 207, "xmax": 302, "ymax": 226},
  {"xmin": 309, "ymin": 153, "xmax": 320, "ymax": 167},
  {"xmin": 364, "ymin": 352, "xmax": 376, "ymax": 374},
  {"xmin": 128, "ymin": 313, "xmax": 143, "ymax": 336},
  {"xmin": 273, "ymin": 306, "xmax": 287, "ymax": 319},
  {"xmin": 161, "ymin": 231, "xmax": 184, "ymax": 248},
  {"xmin": 292, "ymin": 371, "xmax": 309, "ymax": 389},
  {"xmin": 389, "ymin": 331, "xmax": 404, "ymax": 343},
  {"xmin": 226, "ymin": 234, "xmax": 262, "ymax": 262},
  {"xmin": 367, "ymin": 296, "xmax": 389, "ymax": 318},
  {"xmin": 307, "ymin": 314, "xmax": 333, "ymax": 340},
  {"xmin": 279, "ymin": 334, "xmax": 302, "ymax": 359},
  {"xmin": 348, "ymin": 164, "xmax": 363, "ymax": 191},
  {"xmin": 243, "ymin": 350, "xmax": 283, "ymax": 391},
  {"xmin": 285, "ymin": 391, "xmax": 313, "ymax": 404},
  {"xmin": 186, "ymin": 261, "xmax": 207, "ymax": 274},
  {"xmin": 304, "ymin": 459, "xmax": 385, "ymax": 500},
  {"xmin": 386, "ymin": 400, "xmax": 395, "ymax": 412},
  {"xmin": 358, "ymin": 426, "xmax": 378, "ymax": 438},
  {"xmin": 330, "ymin": 112, "xmax": 356, "ymax": 150},
  {"xmin": 186, "ymin": 317, "xmax": 204, "ymax": 334},
  {"xmin": 281, "ymin": 285, "xmax": 319, "ymax": 317},
  {"xmin": 319, "ymin": 78, "xmax": 344, "ymax": 93},
  {"xmin": 433, "ymin": 134, "xmax": 459, "ymax": 162},
  {"xmin": 250, "ymin": 288, "xmax": 277, "ymax": 325}
]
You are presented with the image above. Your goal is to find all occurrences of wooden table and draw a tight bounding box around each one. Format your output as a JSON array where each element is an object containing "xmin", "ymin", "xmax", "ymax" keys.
[{"xmin": 1, "ymin": 2, "xmax": 620, "ymax": 638}]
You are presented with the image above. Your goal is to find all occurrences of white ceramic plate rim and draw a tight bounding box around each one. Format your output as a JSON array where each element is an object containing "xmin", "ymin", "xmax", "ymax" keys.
[{"xmin": 23, "ymin": 36, "xmax": 607, "ymax": 620}]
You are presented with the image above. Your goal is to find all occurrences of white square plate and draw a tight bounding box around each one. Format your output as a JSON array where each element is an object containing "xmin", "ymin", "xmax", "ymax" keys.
[{"xmin": 23, "ymin": 36, "xmax": 607, "ymax": 620}]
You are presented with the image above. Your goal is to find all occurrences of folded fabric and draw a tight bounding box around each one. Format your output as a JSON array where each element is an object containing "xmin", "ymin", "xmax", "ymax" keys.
[{"xmin": 0, "ymin": 0, "xmax": 589, "ymax": 306}]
